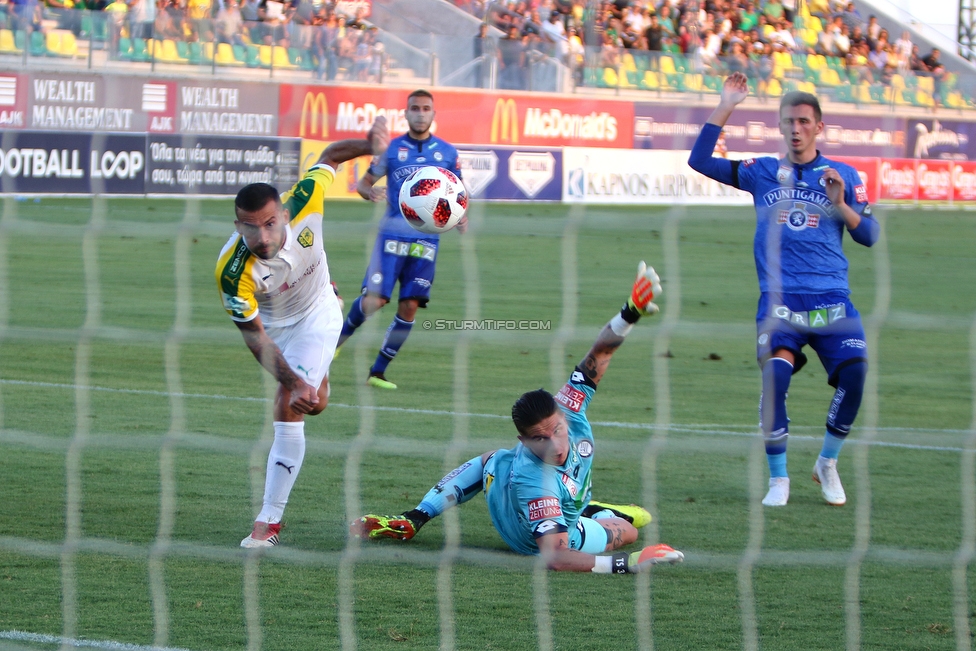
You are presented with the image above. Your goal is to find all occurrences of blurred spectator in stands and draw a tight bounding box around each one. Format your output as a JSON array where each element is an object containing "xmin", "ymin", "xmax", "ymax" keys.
[
  {"xmin": 46, "ymin": 0, "xmax": 83, "ymax": 36},
  {"xmin": 353, "ymin": 26, "xmax": 370, "ymax": 80},
  {"xmin": 153, "ymin": 0, "xmax": 183, "ymax": 40},
  {"xmin": 127, "ymin": 0, "xmax": 154, "ymax": 39},
  {"xmin": 676, "ymin": 24, "xmax": 693, "ymax": 53},
  {"xmin": 867, "ymin": 38, "xmax": 887, "ymax": 79},
  {"xmin": 598, "ymin": 29, "xmax": 620, "ymax": 67},
  {"xmin": 865, "ymin": 14, "xmax": 879, "ymax": 42},
  {"xmin": 368, "ymin": 28, "xmax": 384, "ymax": 82},
  {"xmin": 662, "ymin": 31, "xmax": 680, "ymax": 54},
  {"xmin": 239, "ymin": 0, "xmax": 259, "ymax": 40},
  {"xmin": 474, "ymin": 22, "xmax": 496, "ymax": 88},
  {"xmin": 185, "ymin": 0, "xmax": 212, "ymax": 42},
  {"xmin": 498, "ymin": 24, "xmax": 525, "ymax": 89},
  {"xmin": 770, "ymin": 19, "xmax": 796, "ymax": 51},
  {"xmin": 567, "ymin": 24, "xmax": 584, "ymax": 82},
  {"xmin": 763, "ymin": 0, "xmax": 784, "ymax": 24},
  {"xmin": 833, "ymin": 22, "xmax": 850, "ymax": 57},
  {"xmin": 838, "ymin": 1, "xmax": 862, "ymax": 32},
  {"xmin": 781, "ymin": 0, "xmax": 795, "ymax": 23},
  {"xmin": 334, "ymin": 16, "xmax": 358, "ymax": 77},
  {"xmin": 644, "ymin": 12, "xmax": 663, "ymax": 51},
  {"xmin": 541, "ymin": 9, "xmax": 565, "ymax": 52},
  {"xmin": 9, "ymin": 0, "xmax": 39, "ymax": 32},
  {"xmin": 807, "ymin": 0, "xmax": 830, "ymax": 18},
  {"xmin": 921, "ymin": 47, "xmax": 946, "ymax": 100},
  {"xmin": 104, "ymin": 0, "xmax": 127, "ymax": 51},
  {"xmin": 847, "ymin": 40, "xmax": 872, "ymax": 83},
  {"xmin": 893, "ymin": 30, "xmax": 912, "ymax": 71},
  {"xmin": 726, "ymin": 40, "xmax": 750, "ymax": 75},
  {"xmin": 908, "ymin": 44, "xmax": 925, "ymax": 74},
  {"xmin": 848, "ymin": 24, "xmax": 864, "ymax": 50},
  {"xmin": 739, "ymin": 1, "xmax": 758, "ymax": 31},
  {"xmin": 751, "ymin": 40, "xmax": 773, "ymax": 101},
  {"xmin": 313, "ymin": 12, "xmax": 338, "ymax": 79},
  {"xmin": 257, "ymin": 0, "xmax": 289, "ymax": 46},
  {"xmin": 216, "ymin": 0, "xmax": 245, "ymax": 46},
  {"xmin": 658, "ymin": 3, "xmax": 675, "ymax": 35},
  {"xmin": 289, "ymin": 0, "xmax": 315, "ymax": 48}
]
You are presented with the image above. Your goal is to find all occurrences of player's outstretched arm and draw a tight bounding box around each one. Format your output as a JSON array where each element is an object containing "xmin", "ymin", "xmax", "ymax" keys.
[
  {"xmin": 688, "ymin": 72, "xmax": 747, "ymax": 186},
  {"xmin": 318, "ymin": 116, "xmax": 389, "ymax": 170},
  {"xmin": 234, "ymin": 318, "xmax": 318, "ymax": 413},
  {"xmin": 537, "ymin": 531, "xmax": 683, "ymax": 573},
  {"xmin": 578, "ymin": 261, "xmax": 661, "ymax": 388}
]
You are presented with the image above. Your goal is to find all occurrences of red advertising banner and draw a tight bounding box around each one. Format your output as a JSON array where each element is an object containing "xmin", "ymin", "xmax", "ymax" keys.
[
  {"xmin": 879, "ymin": 158, "xmax": 917, "ymax": 202},
  {"xmin": 951, "ymin": 161, "xmax": 976, "ymax": 202},
  {"xmin": 832, "ymin": 155, "xmax": 879, "ymax": 204},
  {"xmin": 915, "ymin": 159, "xmax": 952, "ymax": 202},
  {"xmin": 278, "ymin": 85, "xmax": 635, "ymax": 148}
]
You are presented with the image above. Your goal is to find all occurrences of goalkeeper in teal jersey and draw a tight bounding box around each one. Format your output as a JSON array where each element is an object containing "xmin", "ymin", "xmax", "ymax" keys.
[{"xmin": 353, "ymin": 263, "xmax": 684, "ymax": 573}]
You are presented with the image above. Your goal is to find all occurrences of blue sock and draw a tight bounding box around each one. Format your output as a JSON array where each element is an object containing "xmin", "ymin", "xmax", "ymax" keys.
[
  {"xmin": 418, "ymin": 456, "xmax": 485, "ymax": 517},
  {"xmin": 339, "ymin": 296, "xmax": 367, "ymax": 344},
  {"xmin": 820, "ymin": 432, "xmax": 846, "ymax": 459},
  {"xmin": 371, "ymin": 315, "xmax": 413, "ymax": 375},
  {"xmin": 767, "ymin": 452, "xmax": 788, "ymax": 478},
  {"xmin": 761, "ymin": 357, "xmax": 793, "ymax": 477}
]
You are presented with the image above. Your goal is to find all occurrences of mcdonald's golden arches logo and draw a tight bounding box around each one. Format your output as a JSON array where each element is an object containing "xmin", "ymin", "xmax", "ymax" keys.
[
  {"xmin": 490, "ymin": 98, "xmax": 519, "ymax": 144},
  {"xmin": 300, "ymin": 92, "xmax": 329, "ymax": 139}
]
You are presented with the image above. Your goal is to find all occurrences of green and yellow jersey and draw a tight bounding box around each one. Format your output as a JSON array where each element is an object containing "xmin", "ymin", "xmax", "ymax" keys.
[{"xmin": 215, "ymin": 164, "xmax": 337, "ymax": 328}]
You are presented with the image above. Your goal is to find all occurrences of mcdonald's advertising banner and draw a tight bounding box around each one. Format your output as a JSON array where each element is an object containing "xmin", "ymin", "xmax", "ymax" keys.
[
  {"xmin": 0, "ymin": 131, "xmax": 145, "ymax": 194},
  {"xmin": 278, "ymin": 85, "xmax": 634, "ymax": 148},
  {"xmin": 145, "ymin": 135, "xmax": 300, "ymax": 194},
  {"xmin": 562, "ymin": 147, "xmax": 752, "ymax": 205}
]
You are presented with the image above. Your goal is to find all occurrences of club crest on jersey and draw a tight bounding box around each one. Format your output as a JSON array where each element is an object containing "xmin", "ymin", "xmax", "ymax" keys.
[
  {"xmin": 577, "ymin": 440, "xmax": 593, "ymax": 458},
  {"xmin": 555, "ymin": 384, "xmax": 585, "ymax": 412},
  {"xmin": 528, "ymin": 497, "xmax": 562, "ymax": 521},
  {"xmin": 433, "ymin": 151, "xmax": 443, "ymax": 161},
  {"xmin": 297, "ymin": 226, "xmax": 314, "ymax": 248},
  {"xmin": 398, "ymin": 148, "xmax": 408, "ymax": 162},
  {"xmin": 777, "ymin": 167, "xmax": 791, "ymax": 184},
  {"xmin": 777, "ymin": 202, "xmax": 820, "ymax": 231}
]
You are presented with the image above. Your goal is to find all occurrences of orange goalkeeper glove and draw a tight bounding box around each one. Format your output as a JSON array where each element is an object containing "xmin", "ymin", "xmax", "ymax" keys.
[
  {"xmin": 611, "ymin": 544, "xmax": 684, "ymax": 573},
  {"xmin": 628, "ymin": 261, "xmax": 662, "ymax": 316}
]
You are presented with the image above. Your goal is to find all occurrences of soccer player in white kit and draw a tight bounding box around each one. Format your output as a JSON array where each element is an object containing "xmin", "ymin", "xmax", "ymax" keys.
[{"xmin": 216, "ymin": 118, "xmax": 388, "ymax": 548}]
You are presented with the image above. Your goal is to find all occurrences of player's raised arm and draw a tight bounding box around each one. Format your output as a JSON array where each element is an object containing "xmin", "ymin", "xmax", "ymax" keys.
[
  {"xmin": 578, "ymin": 262, "xmax": 661, "ymax": 387},
  {"xmin": 688, "ymin": 72, "xmax": 749, "ymax": 186},
  {"xmin": 318, "ymin": 116, "xmax": 388, "ymax": 170}
]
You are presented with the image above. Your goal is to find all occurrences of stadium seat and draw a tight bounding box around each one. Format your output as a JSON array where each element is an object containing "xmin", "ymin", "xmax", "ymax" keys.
[
  {"xmin": 288, "ymin": 47, "xmax": 314, "ymax": 71},
  {"xmin": 117, "ymin": 36, "xmax": 132, "ymax": 60},
  {"xmin": 271, "ymin": 45, "xmax": 297, "ymax": 69},
  {"xmin": 602, "ymin": 67, "xmax": 618, "ymax": 87},
  {"xmin": 47, "ymin": 30, "xmax": 78, "ymax": 57},
  {"xmin": 0, "ymin": 29, "xmax": 20, "ymax": 54},
  {"xmin": 659, "ymin": 55, "xmax": 676, "ymax": 75},
  {"xmin": 215, "ymin": 42, "xmax": 242, "ymax": 66},
  {"xmin": 916, "ymin": 75, "xmax": 934, "ymax": 94},
  {"xmin": 29, "ymin": 30, "xmax": 45, "ymax": 57},
  {"xmin": 623, "ymin": 70, "xmax": 639, "ymax": 88},
  {"xmin": 767, "ymin": 78, "xmax": 783, "ymax": 97},
  {"xmin": 156, "ymin": 39, "xmax": 187, "ymax": 63},
  {"xmin": 640, "ymin": 70, "xmax": 660, "ymax": 90},
  {"xmin": 131, "ymin": 37, "xmax": 150, "ymax": 62},
  {"xmin": 244, "ymin": 44, "xmax": 261, "ymax": 67},
  {"xmin": 683, "ymin": 73, "xmax": 703, "ymax": 92}
]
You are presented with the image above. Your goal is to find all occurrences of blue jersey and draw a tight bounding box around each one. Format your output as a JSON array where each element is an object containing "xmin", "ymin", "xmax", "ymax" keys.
[
  {"xmin": 376, "ymin": 133, "xmax": 462, "ymax": 240},
  {"xmin": 484, "ymin": 374, "xmax": 596, "ymax": 555},
  {"xmin": 689, "ymin": 123, "xmax": 879, "ymax": 295}
]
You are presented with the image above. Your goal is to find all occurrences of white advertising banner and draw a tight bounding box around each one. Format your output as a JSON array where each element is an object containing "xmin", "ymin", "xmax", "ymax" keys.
[{"xmin": 562, "ymin": 147, "xmax": 753, "ymax": 206}]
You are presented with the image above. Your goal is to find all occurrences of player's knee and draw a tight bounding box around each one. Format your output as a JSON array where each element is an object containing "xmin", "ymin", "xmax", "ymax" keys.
[
  {"xmin": 601, "ymin": 518, "xmax": 639, "ymax": 550},
  {"xmin": 397, "ymin": 299, "xmax": 419, "ymax": 321},
  {"xmin": 308, "ymin": 381, "xmax": 330, "ymax": 415},
  {"xmin": 362, "ymin": 294, "xmax": 387, "ymax": 315},
  {"xmin": 826, "ymin": 360, "xmax": 867, "ymax": 436}
]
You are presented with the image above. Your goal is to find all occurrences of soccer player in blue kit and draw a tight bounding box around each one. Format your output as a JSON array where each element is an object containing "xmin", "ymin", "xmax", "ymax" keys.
[
  {"xmin": 337, "ymin": 89, "xmax": 467, "ymax": 390},
  {"xmin": 688, "ymin": 72, "xmax": 880, "ymax": 507},
  {"xmin": 353, "ymin": 264, "xmax": 684, "ymax": 573}
]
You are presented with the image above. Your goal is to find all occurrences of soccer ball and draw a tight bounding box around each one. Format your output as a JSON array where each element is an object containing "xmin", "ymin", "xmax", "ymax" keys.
[{"xmin": 398, "ymin": 166, "xmax": 467, "ymax": 234}]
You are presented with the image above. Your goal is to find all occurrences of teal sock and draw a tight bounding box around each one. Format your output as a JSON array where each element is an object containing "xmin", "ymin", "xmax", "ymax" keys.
[
  {"xmin": 768, "ymin": 452, "xmax": 788, "ymax": 478},
  {"xmin": 819, "ymin": 432, "xmax": 846, "ymax": 459}
]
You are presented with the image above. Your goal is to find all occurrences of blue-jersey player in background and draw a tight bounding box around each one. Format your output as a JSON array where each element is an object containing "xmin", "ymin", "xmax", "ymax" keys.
[
  {"xmin": 688, "ymin": 72, "xmax": 880, "ymax": 507},
  {"xmin": 337, "ymin": 89, "xmax": 466, "ymax": 390},
  {"xmin": 352, "ymin": 263, "xmax": 684, "ymax": 574}
]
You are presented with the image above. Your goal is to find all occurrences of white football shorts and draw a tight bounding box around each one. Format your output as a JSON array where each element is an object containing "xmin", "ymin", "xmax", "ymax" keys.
[{"xmin": 265, "ymin": 287, "xmax": 342, "ymax": 390}]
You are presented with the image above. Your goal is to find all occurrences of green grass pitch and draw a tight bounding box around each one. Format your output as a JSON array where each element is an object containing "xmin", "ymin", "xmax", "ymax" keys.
[{"xmin": 0, "ymin": 196, "xmax": 974, "ymax": 650}]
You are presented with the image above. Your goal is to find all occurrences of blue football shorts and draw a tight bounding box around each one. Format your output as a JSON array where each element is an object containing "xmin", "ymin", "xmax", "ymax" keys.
[
  {"xmin": 756, "ymin": 292, "xmax": 868, "ymax": 382},
  {"xmin": 361, "ymin": 236, "xmax": 438, "ymax": 306}
]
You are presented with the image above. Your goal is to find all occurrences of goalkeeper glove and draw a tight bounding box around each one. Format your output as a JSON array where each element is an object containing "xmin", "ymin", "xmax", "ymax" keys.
[
  {"xmin": 610, "ymin": 544, "xmax": 684, "ymax": 573},
  {"xmin": 629, "ymin": 261, "xmax": 662, "ymax": 316}
]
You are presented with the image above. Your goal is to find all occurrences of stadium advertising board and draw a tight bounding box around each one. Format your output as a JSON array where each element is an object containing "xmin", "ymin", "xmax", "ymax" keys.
[
  {"xmin": 0, "ymin": 72, "xmax": 27, "ymax": 130},
  {"xmin": 297, "ymin": 138, "xmax": 372, "ymax": 199},
  {"xmin": 145, "ymin": 135, "xmax": 299, "ymax": 194},
  {"xmin": 832, "ymin": 156, "xmax": 880, "ymax": 204},
  {"xmin": 915, "ymin": 159, "xmax": 952, "ymax": 202},
  {"xmin": 457, "ymin": 147, "xmax": 561, "ymax": 200},
  {"xmin": 951, "ymin": 161, "xmax": 976, "ymax": 202},
  {"xmin": 278, "ymin": 86, "xmax": 633, "ymax": 148},
  {"xmin": 633, "ymin": 105, "xmax": 906, "ymax": 158},
  {"xmin": 562, "ymin": 147, "xmax": 751, "ymax": 205},
  {"xmin": 879, "ymin": 158, "xmax": 917, "ymax": 201},
  {"xmin": 27, "ymin": 73, "xmax": 152, "ymax": 132},
  {"xmin": 0, "ymin": 131, "xmax": 145, "ymax": 194},
  {"xmin": 177, "ymin": 81, "xmax": 278, "ymax": 137},
  {"xmin": 905, "ymin": 119, "xmax": 976, "ymax": 160}
]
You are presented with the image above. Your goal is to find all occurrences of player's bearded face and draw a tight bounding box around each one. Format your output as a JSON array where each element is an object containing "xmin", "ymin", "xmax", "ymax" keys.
[
  {"xmin": 778, "ymin": 104, "xmax": 822, "ymax": 162},
  {"xmin": 405, "ymin": 97, "xmax": 435, "ymax": 137},
  {"xmin": 235, "ymin": 201, "xmax": 287, "ymax": 260},
  {"xmin": 519, "ymin": 412, "xmax": 570, "ymax": 466}
]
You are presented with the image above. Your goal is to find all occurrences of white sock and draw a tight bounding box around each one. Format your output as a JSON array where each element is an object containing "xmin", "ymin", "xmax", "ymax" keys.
[{"xmin": 257, "ymin": 421, "xmax": 305, "ymax": 524}]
